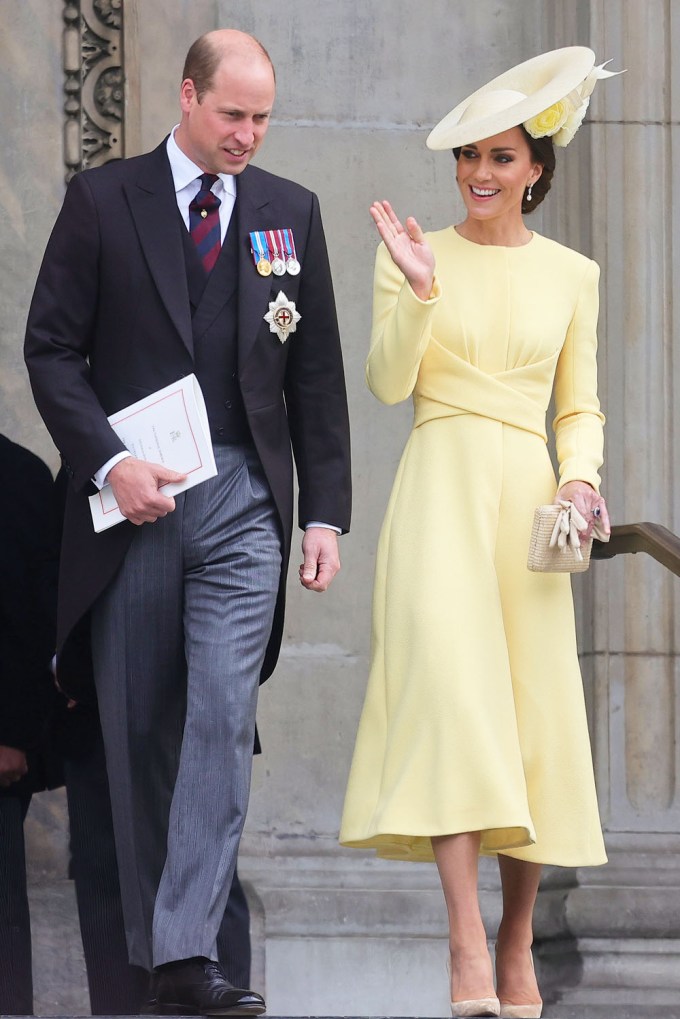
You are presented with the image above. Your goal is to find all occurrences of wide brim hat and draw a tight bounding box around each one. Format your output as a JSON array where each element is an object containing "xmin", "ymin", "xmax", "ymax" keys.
[{"xmin": 427, "ymin": 46, "xmax": 598, "ymax": 150}]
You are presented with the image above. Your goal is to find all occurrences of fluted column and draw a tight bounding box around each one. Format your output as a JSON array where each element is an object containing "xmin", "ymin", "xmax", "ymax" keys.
[
  {"xmin": 535, "ymin": 1, "xmax": 680, "ymax": 1014},
  {"xmin": 587, "ymin": 0, "xmax": 680, "ymax": 836}
]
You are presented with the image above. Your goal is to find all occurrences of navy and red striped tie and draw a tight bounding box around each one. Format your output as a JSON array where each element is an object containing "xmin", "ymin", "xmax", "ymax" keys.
[{"xmin": 189, "ymin": 173, "xmax": 221, "ymax": 272}]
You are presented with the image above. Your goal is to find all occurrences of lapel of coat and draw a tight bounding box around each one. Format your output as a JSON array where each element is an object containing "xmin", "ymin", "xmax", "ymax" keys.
[
  {"xmin": 236, "ymin": 166, "xmax": 277, "ymax": 370},
  {"xmin": 123, "ymin": 141, "xmax": 194, "ymax": 357}
]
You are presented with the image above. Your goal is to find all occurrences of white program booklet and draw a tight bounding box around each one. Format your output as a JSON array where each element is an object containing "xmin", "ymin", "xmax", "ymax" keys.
[{"xmin": 89, "ymin": 374, "xmax": 217, "ymax": 532}]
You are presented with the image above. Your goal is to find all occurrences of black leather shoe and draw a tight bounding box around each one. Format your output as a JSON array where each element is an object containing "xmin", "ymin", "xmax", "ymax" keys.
[
  {"xmin": 151, "ymin": 957, "xmax": 266, "ymax": 1016},
  {"xmin": 143, "ymin": 972, "xmax": 159, "ymax": 1014}
]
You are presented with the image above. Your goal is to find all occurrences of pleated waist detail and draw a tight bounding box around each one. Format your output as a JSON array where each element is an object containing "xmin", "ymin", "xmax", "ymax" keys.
[{"xmin": 413, "ymin": 341, "xmax": 560, "ymax": 441}]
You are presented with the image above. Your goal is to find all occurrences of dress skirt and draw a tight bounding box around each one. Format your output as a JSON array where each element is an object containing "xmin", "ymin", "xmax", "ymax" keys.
[{"xmin": 340, "ymin": 412, "xmax": 606, "ymax": 866}]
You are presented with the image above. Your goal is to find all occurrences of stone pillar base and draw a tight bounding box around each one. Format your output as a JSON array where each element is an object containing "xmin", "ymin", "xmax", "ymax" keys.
[
  {"xmin": 534, "ymin": 835, "xmax": 680, "ymax": 1018},
  {"xmin": 538, "ymin": 936, "xmax": 680, "ymax": 1017},
  {"xmin": 240, "ymin": 839, "xmax": 487, "ymax": 1017}
]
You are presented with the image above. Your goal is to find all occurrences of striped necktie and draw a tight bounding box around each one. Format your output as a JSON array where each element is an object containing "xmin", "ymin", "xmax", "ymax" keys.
[{"xmin": 189, "ymin": 173, "xmax": 221, "ymax": 272}]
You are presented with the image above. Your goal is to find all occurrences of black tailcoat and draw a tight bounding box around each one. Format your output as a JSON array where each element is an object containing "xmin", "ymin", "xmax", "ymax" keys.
[{"xmin": 24, "ymin": 142, "xmax": 351, "ymax": 695}]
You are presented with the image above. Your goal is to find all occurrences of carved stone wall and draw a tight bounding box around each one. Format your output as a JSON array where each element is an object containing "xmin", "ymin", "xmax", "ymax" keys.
[{"xmin": 62, "ymin": 0, "xmax": 125, "ymax": 180}]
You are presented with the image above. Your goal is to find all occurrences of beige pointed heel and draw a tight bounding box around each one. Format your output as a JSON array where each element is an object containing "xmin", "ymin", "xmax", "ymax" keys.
[
  {"xmin": 498, "ymin": 1006, "xmax": 542, "ymax": 1018},
  {"xmin": 497, "ymin": 947, "xmax": 542, "ymax": 1018},
  {"xmin": 446, "ymin": 949, "xmax": 499, "ymax": 1016},
  {"xmin": 451, "ymin": 998, "xmax": 500, "ymax": 1018}
]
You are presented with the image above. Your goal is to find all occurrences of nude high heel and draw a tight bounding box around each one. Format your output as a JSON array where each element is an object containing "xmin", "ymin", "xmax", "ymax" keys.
[
  {"xmin": 451, "ymin": 997, "xmax": 501, "ymax": 1017},
  {"xmin": 498, "ymin": 950, "xmax": 542, "ymax": 1018},
  {"xmin": 498, "ymin": 1006, "xmax": 542, "ymax": 1019},
  {"xmin": 447, "ymin": 951, "xmax": 500, "ymax": 1017}
]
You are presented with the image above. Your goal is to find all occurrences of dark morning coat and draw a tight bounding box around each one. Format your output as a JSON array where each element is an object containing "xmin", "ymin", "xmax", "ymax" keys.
[{"xmin": 24, "ymin": 141, "xmax": 351, "ymax": 696}]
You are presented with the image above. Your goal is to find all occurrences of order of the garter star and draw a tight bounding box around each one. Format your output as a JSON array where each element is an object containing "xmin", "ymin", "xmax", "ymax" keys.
[{"xmin": 264, "ymin": 291, "xmax": 301, "ymax": 343}]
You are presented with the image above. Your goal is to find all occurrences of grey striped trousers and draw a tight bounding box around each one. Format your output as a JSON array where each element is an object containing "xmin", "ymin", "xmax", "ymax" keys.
[{"xmin": 92, "ymin": 444, "xmax": 280, "ymax": 970}]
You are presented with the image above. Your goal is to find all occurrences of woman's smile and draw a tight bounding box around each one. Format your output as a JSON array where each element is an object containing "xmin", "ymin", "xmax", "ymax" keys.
[{"xmin": 469, "ymin": 185, "xmax": 501, "ymax": 199}]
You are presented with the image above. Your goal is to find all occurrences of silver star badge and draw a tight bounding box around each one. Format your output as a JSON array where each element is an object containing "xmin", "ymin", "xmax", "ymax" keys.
[{"xmin": 264, "ymin": 291, "xmax": 301, "ymax": 343}]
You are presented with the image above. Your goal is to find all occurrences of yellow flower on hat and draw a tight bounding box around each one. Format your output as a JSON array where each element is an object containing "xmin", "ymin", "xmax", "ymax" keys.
[
  {"xmin": 553, "ymin": 96, "xmax": 590, "ymax": 147},
  {"xmin": 524, "ymin": 99, "xmax": 569, "ymax": 139}
]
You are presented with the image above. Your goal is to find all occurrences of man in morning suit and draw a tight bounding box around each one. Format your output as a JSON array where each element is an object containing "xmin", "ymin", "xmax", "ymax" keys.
[{"xmin": 24, "ymin": 28, "xmax": 351, "ymax": 1016}]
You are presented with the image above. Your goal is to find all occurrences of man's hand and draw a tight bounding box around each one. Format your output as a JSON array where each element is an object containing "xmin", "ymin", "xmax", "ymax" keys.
[
  {"xmin": 107, "ymin": 457, "xmax": 187, "ymax": 525},
  {"xmin": 299, "ymin": 527, "xmax": 341, "ymax": 592},
  {"xmin": 0, "ymin": 745, "xmax": 28, "ymax": 788}
]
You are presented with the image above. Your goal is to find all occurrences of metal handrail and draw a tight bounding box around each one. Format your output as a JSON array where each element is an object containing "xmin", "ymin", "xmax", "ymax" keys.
[{"xmin": 592, "ymin": 522, "xmax": 680, "ymax": 577}]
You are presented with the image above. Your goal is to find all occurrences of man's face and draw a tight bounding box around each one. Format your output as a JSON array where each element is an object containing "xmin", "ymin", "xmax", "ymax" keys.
[{"xmin": 177, "ymin": 56, "xmax": 276, "ymax": 175}]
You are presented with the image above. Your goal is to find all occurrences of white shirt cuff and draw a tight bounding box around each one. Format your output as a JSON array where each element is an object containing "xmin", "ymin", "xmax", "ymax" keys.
[
  {"xmin": 305, "ymin": 521, "xmax": 342, "ymax": 534},
  {"xmin": 93, "ymin": 451, "xmax": 132, "ymax": 489}
]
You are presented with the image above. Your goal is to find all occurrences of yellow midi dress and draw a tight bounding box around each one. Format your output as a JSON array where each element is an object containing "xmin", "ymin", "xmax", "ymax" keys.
[{"xmin": 339, "ymin": 227, "xmax": 607, "ymax": 867}]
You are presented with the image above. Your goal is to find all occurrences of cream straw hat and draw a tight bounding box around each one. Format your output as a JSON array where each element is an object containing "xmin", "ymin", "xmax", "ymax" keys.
[{"xmin": 426, "ymin": 46, "xmax": 621, "ymax": 151}]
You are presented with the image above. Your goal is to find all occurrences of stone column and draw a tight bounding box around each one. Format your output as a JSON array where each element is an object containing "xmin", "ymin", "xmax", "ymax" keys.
[{"xmin": 533, "ymin": 2, "xmax": 680, "ymax": 1015}]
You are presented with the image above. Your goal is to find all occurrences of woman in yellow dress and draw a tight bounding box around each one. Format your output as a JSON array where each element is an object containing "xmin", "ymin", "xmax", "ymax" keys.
[{"xmin": 340, "ymin": 48, "xmax": 621, "ymax": 1019}]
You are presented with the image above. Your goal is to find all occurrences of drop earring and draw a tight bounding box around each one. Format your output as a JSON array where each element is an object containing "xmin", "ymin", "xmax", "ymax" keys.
[{"xmin": 526, "ymin": 182, "xmax": 534, "ymax": 202}]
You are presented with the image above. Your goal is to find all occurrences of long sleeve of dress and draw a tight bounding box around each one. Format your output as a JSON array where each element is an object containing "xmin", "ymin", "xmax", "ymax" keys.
[
  {"xmin": 552, "ymin": 258, "xmax": 605, "ymax": 491},
  {"xmin": 366, "ymin": 242, "xmax": 442, "ymax": 405}
]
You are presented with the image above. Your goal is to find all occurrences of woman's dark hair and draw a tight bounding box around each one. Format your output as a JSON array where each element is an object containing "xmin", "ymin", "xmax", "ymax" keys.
[{"xmin": 453, "ymin": 126, "xmax": 556, "ymax": 214}]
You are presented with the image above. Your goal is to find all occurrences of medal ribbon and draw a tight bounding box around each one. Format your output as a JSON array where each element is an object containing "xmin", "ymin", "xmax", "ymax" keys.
[
  {"xmin": 266, "ymin": 229, "xmax": 281, "ymax": 261},
  {"xmin": 282, "ymin": 228, "xmax": 297, "ymax": 262},
  {"xmin": 249, "ymin": 230, "xmax": 271, "ymax": 268}
]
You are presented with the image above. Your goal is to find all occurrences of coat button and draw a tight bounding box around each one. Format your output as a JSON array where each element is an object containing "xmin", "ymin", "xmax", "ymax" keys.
[
  {"xmin": 224, "ymin": 400, "xmax": 232, "ymax": 410},
  {"xmin": 216, "ymin": 426, "xmax": 225, "ymax": 437}
]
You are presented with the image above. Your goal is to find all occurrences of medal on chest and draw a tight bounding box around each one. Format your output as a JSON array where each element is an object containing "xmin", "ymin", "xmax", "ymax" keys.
[{"xmin": 264, "ymin": 291, "xmax": 301, "ymax": 343}]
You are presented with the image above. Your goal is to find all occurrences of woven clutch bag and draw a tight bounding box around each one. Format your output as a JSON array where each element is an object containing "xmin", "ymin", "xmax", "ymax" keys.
[{"xmin": 527, "ymin": 503, "xmax": 593, "ymax": 574}]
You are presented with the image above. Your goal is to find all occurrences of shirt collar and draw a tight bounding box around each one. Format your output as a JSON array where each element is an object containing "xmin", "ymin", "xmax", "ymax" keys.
[{"xmin": 166, "ymin": 127, "xmax": 238, "ymax": 198}]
